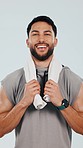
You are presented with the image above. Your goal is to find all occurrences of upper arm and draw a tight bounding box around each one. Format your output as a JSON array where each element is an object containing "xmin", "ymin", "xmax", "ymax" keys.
[
  {"xmin": 0, "ymin": 85, "xmax": 13, "ymax": 114},
  {"xmin": 73, "ymin": 82, "xmax": 83, "ymax": 113}
]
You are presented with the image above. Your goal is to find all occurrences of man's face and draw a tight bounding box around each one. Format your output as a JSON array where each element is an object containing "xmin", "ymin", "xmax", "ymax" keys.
[{"xmin": 26, "ymin": 21, "xmax": 57, "ymax": 61}]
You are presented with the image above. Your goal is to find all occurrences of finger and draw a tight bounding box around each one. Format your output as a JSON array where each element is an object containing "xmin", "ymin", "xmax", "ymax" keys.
[
  {"xmin": 30, "ymin": 83, "xmax": 40, "ymax": 89},
  {"xmin": 44, "ymin": 86, "xmax": 52, "ymax": 92},
  {"xmin": 30, "ymin": 88, "xmax": 40, "ymax": 96},
  {"xmin": 26, "ymin": 79, "xmax": 39, "ymax": 85},
  {"xmin": 26, "ymin": 81, "xmax": 40, "ymax": 88},
  {"xmin": 45, "ymin": 81, "xmax": 55, "ymax": 89},
  {"xmin": 44, "ymin": 90, "xmax": 52, "ymax": 96},
  {"xmin": 45, "ymin": 83, "xmax": 53, "ymax": 89},
  {"xmin": 46, "ymin": 79, "xmax": 57, "ymax": 85},
  {"xmin": 29, "ymin": 83, "xmax": 40, "ymax": 91}
]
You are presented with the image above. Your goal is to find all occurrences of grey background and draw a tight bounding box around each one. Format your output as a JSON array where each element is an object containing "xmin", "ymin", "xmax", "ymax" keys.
[{"xmin": 0, "ymin": 0, "xmax": 83, "ymax": 147}]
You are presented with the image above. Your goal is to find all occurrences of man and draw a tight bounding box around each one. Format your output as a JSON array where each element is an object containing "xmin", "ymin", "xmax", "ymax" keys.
[{"xmin": 0, "ymin": 16, "xmax": 83, "ymax": 148}]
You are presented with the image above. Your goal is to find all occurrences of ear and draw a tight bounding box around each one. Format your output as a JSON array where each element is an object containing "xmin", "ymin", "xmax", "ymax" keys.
[
  {"xmin": 26, "ymin": 39, "xmax": 29, "ymax": 47},
  {"xmin": 54, "ymin": 38, "xmax": 58, "ymax": 47}
]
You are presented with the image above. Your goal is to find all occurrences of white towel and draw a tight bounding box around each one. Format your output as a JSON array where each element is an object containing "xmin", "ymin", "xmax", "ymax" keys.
[
  {"xmin": 24, "ymin": 50, "xmax": 62, "ymax": 110},
  {"xmin": 43, "ymin": 55, "xmax": 62, "ymax": 102},
  {"xmin": 24, "ymin": 50, "xmax": 47, "ymax": 110}
]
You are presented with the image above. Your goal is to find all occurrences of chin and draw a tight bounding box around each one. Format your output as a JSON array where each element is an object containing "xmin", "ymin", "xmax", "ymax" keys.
[{"xmin": 30, "ymin": 48, "xmax": 54, "ymax": 61}]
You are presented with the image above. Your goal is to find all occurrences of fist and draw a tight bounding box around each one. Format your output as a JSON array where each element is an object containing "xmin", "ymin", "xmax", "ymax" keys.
[
  {"xmin": 44, "ymin": 79, "xmax": 63, "ymax": 106},
  {"xmin": 22, "ymin": 79, "xmax": 40, "ymax": 107}
]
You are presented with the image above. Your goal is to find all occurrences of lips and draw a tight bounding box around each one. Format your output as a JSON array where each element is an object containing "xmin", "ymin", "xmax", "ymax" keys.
[
  {"xmin": 35, "ymin": 44, "xmax": 49, "ymax": 51},
  {"xmin": 37, "ymin": 45, "xmax": 47, "ymax": 49}
]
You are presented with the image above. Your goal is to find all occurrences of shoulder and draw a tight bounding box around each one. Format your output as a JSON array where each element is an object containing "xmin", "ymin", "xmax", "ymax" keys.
[
  {"xmin": 60, "ymin": 66, "xmax": 82, "ymax": 82},
  {"xmin": 1, "ymin": 67, "xmax": 25, "ymax": 93},
  {"xmin": 59, "ymin": 66, "xmax": 83, "ymax": 104},
  {"xmin": 1, "ymin": 68, "xmax": 25, "ymax": 105},
  {"xmin": 2, "ymin": 68, "xmax": 24, "ymax": 83}
]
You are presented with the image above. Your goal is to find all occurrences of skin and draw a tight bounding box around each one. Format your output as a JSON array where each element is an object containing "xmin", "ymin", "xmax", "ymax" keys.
[{"xmin": 0, "ymin": 21, "xmax": 83, "ymax": 138}]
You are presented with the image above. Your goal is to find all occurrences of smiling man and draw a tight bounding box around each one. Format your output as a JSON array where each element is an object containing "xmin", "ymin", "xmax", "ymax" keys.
[
  {"xmin": 26, "ymin": 21, "xmax": 57, "ymax": 61},
  {"xmin": 0, "ymin": 16, "xmax": 83, "ymax": 148}
]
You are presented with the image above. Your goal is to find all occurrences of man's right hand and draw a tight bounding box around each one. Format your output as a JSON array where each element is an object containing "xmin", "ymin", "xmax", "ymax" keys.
[
  {"xmin": 0, "ymin": 79, "xmax": 40, "ymax": 137},
  {"xmin": 22, "ymin": 79, "xmax": 40, "ymax": 107}
]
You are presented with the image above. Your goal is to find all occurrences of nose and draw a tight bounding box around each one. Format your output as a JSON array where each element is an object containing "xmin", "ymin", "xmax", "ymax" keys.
[{"xmin": 38, "ymin": 34, "xmax": 45, "ymax": 43}]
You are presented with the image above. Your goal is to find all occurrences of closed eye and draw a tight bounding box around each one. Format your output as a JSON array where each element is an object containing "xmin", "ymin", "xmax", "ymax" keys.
[
  {"xmin": 31, "ymin": 30, "xmax": 39, "ymax": 36},
  {"xmin": 32, "ymin": 33, "xmax": 39, "ymax": 36},
  {"xmin": 44, "ymin": 31, "xmax": 52, "ymax": 36},
  {"xmin": 44, "ymin": 33, "xmax": 51, "ymax": 36}
]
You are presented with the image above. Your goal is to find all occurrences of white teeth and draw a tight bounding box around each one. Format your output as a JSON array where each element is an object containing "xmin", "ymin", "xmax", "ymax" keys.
[{"xmin": 37, "ymin": 46, "xmax": 46, "ymax": 48}]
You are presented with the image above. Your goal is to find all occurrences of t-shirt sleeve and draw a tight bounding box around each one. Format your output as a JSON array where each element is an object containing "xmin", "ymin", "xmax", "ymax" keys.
[
  {"xmin": 59, "ymin": 67, "xmax": 83, "ymax": 105},
  {"xmin": 1, "ymin": 68, "xmax": 24, "ymax": 105}
]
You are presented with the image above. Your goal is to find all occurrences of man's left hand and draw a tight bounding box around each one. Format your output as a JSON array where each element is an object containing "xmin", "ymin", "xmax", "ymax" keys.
[{"xmin": 44, "ymin": 79, "xmax": 63, "ymax": 106}]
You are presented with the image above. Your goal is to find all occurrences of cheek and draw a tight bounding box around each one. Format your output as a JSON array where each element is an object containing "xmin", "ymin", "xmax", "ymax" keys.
[
  {"xmin": 49, "ymin": 40, "xmax": 56, "ymax": 47},
  {"xmin": 28, "ymin": 38, "xmax": 38, "ymax": 46},
  {"xmin": 46, "ymin": 37, "xmax": 55, "ymax": 44}
]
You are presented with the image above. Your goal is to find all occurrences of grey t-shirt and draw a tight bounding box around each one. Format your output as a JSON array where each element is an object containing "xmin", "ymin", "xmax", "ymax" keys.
[{"xmin": 1, "ymin": 66, "xmax": 82, "ymax": 148}]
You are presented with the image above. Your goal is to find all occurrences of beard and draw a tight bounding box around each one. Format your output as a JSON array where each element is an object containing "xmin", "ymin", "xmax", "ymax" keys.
[
  {"xmin": 30, "ymin": 48, "xmax": 54, "ymax": 61},
  {"xmin": 30, "ymin": 44, "xmax": 54, "ymax": 61}
]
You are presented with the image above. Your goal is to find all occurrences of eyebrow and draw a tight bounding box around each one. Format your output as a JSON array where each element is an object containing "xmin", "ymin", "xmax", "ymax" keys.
[
  {"xmin": 44, "ymin": 30, "xmax": 52, "ymax": 33},
  {"xmin": 31, "ymin": 30, "xmax": 52, "ymax": 34},
  {"xmin": 31, "ymin": 30, "xmax": 39, "ymax": 33}
]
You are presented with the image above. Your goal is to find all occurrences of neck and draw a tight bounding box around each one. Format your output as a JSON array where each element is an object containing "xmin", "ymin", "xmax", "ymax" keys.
[{"xmin": 32, "ymin": 55, "xmax": 53, "ymax": 68}]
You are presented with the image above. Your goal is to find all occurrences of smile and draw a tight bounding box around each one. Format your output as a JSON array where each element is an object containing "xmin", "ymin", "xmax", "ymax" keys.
[
  {"xmin": 37, "ymin": 45, "xmax": 47, "ymax": 49},
  {"xmin": 35, "ymin": 43, "xmax": 49, "ymax": 51}
]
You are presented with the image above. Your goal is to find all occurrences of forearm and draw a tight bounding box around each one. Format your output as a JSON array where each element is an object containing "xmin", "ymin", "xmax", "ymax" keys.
[
  {"xmin": 0, "ymin": 100, "xmax": 28, "ymax": 137},
  {"xmin": 61, "ymin": 105, "xmax": 83, "ymax": 134}
]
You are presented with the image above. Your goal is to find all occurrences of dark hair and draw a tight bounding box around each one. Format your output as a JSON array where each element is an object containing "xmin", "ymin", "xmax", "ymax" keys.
[{"xmin": 27, "ymin": 16, "xmax": 57, "ymax": 37}]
